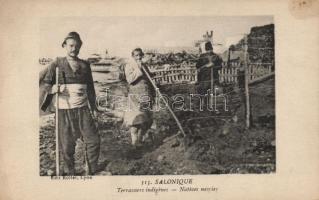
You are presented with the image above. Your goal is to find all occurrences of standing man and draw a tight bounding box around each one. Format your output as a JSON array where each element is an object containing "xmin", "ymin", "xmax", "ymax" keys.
[
  {"xmin": 196, "ymin": 41, "xmax": 223, "ymax": 95},
  {"xmin": 41, "ymin": 32, "xmax": 100, "ymax": 175}
]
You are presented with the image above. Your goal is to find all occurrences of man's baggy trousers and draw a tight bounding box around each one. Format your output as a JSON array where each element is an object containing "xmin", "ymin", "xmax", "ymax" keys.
[{"xmin": 58, "ymin": 106, "xmax": 100, "ymax": 174}]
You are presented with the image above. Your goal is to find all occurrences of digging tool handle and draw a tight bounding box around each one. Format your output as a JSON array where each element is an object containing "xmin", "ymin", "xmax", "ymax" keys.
[
  {"xmin": 139, "ymin": 63, "xmax": 186, "ymax": 137},
  {"xmin": 55, "ymin": 67, "xmax": 60, "ymax": 176}
]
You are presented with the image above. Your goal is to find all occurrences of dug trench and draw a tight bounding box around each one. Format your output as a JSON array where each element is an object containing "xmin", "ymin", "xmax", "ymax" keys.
[{"xmin": 40, "ymin": 78, "xmax": 275, "ymax": 176}]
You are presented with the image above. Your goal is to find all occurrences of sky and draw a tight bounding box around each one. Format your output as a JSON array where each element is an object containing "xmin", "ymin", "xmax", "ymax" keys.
[{"xmin": 39, "ymin": 16, "xmax": 273, "ymax": 59}]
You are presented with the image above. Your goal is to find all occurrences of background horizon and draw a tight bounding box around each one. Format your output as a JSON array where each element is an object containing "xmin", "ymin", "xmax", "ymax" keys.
[{"xmin": 40, "ymin": 16, "xmax": 273, "ymax": 59}]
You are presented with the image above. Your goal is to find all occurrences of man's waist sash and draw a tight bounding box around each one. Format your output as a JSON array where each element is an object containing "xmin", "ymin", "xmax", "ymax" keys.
[{"xmin": 54, "ymin": 84, "xmax": 88, "ymax": 109}]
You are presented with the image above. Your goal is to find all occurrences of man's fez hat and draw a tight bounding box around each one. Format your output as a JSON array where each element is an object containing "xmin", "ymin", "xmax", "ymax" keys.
[{"xmin": 62, "ymin": 32, "xmax": 82, "ymax": 47}]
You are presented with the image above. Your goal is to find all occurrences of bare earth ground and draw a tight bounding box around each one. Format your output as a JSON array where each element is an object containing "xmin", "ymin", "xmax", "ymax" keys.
[{"xmin": 40, "ymin": 78, "xmax": 275, "ymax": 176}]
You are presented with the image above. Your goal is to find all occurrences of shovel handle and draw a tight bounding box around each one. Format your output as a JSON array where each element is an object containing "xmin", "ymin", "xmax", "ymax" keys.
[
  {"xmin": 55, "ymin": 67, "xmax": 60, "ymax": 176},
  {"xmin": 140, "ymin": 64, "xmax": 186, "ymax": 137}
]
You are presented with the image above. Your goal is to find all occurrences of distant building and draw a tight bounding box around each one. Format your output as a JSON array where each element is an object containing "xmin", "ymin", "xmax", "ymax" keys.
[
  {"xmin": 87, "ymin": 54, "xmax": 102, "ymax": 64},
  {"xmin": 39, "ymin": 58, "xmax": 53, "ymax": 65}
]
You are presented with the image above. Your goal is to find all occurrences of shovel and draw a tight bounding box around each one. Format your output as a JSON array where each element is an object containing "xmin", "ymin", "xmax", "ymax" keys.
[{"xmin": 139, "ymin": 63, "xmax": 187, "ymax": 142}]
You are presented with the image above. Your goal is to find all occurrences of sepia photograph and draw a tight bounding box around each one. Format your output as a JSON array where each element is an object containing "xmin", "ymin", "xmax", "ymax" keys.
[
  {"xmin": 1, "ymin": 0, "xmax": 319, "ymax": 199},
  {"xmin": 38, "ymin": 16, "xmax": 275, "ymax": 176}
]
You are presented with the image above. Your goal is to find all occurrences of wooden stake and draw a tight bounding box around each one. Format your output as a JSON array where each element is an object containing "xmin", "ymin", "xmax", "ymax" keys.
[
  {"xmin": 210, "ymin": 59, "xmax": 214, "ymax": 107},
  {"xmin": 244, "ymin": 35, "xmax": 251, "ymax": 128}
]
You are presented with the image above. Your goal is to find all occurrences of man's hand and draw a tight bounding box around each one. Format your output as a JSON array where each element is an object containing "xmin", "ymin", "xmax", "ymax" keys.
[
  {"xmin": 50, "ymin": 85, "xmax": 67, "ymax": 94},
  {"xmin": 135, "ymin": 61, "xmax": 145, "ymax": 77},
  {"xmin": 136, "ymin": 60, "xmax": 143, "ymax": 69},
  {"xmin": 204, "ymin": 62, "xmax": 214, "ymax": 69},
  {"xmin": 198, "ymin": 62, "xmax": 214, "ymax": 72}
]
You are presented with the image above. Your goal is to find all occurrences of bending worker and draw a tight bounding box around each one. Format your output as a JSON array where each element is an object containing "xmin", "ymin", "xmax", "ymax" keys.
[{"xmin": 123, "ymin": 48, "xmax": 154, "ymax": 150}]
